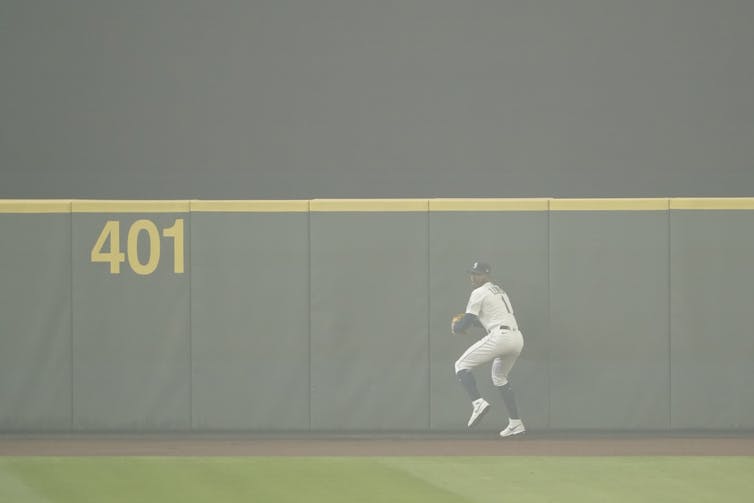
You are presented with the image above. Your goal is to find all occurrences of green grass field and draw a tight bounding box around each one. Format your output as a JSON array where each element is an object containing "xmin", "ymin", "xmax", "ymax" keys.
[{"xmin": 2, "ymin": 456, "xmax": 753, "ymax": 503}]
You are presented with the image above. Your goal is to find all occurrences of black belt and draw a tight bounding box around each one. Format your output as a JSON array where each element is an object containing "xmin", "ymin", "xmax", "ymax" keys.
[{"xmin": 490, "ymin": 325, "xmax": 518, "ymax": 332}]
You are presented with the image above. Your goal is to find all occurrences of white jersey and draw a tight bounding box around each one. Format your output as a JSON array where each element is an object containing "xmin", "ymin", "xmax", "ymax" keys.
[{"xmin": 465, "ymin": 282, "xmax": 518, "ymax": 332}]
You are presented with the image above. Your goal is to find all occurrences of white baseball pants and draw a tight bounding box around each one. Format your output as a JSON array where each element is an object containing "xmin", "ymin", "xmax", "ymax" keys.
[{"xmin": 454, "ymin": 327, "xmax": 524, "ymax": 386}]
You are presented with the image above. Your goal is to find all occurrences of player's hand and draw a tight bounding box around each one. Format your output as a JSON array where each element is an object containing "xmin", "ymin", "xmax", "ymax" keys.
[{"xmin": 451, "ymin": 313, "xmax": 465, "ymax": 335}]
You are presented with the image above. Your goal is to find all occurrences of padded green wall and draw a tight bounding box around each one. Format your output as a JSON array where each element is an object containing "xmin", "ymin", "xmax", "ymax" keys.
[
  {"xmin": 549, "ymin": 210, "xmax": 670, "ymax": 429},
  {"xmin": 309, "ymin": 208, "xmax": 429, "ymax": 430},
  {"xmin": 670, "ymin": 210, "xmax": 754, "ymax": 429},
  {"xmin": 2, "ymin": 198, "xmax": 753, "ymax": 432},
  {"xmin": 71, "ymin": 208, "xmax": 190, "ymax": 430},
  {"xmin": 190, "ymin": 211, "xmax": 310, "ymax": 430},
  {"xmin": 428, "ymin": 209, "xmax": 549, "ymax": 432},
  {"xmin": 0, "ymin": 213, "xmax": 72, "ymax": 430}
]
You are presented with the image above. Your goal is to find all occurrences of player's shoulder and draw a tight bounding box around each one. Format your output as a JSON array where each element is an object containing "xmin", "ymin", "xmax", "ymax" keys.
[
  {"xmin": 470, "ymin": 282, "xmax": 495, "ymax": 297},
  {"xmin": 480, "ymin": 282, "xmax": 505, "ymax": 295}
]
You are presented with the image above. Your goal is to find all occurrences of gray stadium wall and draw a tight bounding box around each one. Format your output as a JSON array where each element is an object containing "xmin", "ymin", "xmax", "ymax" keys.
[
  {"xmin": 1, "ymin": 198, "xmax": 753, "ymax": 433},
  {"xmin": 3, "ymin": 2, "xmax": 754, "ymax": 201}
]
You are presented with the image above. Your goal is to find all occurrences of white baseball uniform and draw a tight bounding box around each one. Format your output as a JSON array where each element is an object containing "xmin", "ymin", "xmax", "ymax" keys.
[{"xmin": 454, "ymin": 281, "xmax": 524, "ymax": 386}]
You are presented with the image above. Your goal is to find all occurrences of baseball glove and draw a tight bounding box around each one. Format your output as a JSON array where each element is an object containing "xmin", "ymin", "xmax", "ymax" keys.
[{"xmin": 451, "ymin": 313, "xmax": 466, "ymax": 334}]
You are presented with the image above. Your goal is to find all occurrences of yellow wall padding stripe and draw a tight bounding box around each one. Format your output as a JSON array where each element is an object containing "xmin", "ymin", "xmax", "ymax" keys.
[
  {"xmin": 550, "ymin": 198, "xmax": 670, "ymax": 211},
  {"xmin": 190, "ymin": 200, "xmax": 310, "ymax": 212},
  {"xmin": 3, "ymin": 198, "xmax": 754, "ymax": 214},
  {"xmin": 430, "ymin": 198, "xmax": 549, "ymax": 211},
  {"xmin": 670, "ymin": 198, "xmax": 754, "ymax": 210},
  {"xmin": 310, "ymin": 199, "xmax": 429, "ymax": 212},
  {"xmin": 72, "ymin": 200, "xmax": 190, "ymax": 213},
  {"xmin": 0, "ymin": 200, "xmax": 72, "ymax": 213}
]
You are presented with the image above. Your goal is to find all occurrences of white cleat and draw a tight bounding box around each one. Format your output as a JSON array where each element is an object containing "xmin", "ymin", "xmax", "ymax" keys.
[
  {"xmin": 500, "ymin": 419, "xmax": 526, "ymax": 438},
  {"xmin": 467, "ymin": 399, "xmax": 491, "ymax": 427}
]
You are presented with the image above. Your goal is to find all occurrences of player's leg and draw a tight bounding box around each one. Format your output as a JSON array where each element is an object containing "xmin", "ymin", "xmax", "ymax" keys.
[
  {"xmin": 491, "ymin": 331, "xmax": 525, "ymax": 437},
  {"xmin": 492, "ymin": 356, "xmax": 521, "ymax": 417},
  {"xmin": 455, "ymin": 334, "xmax": 499, "ymax": 399},
  {"xmin": 454, "ymin": 335, "xmax": 498, "ymax": 427}
]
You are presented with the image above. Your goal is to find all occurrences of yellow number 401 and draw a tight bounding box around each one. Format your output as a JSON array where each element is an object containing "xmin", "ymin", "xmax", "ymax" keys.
[{"xmin": 90, "ymin": 219, "xmax": 184, "ymax": 275}]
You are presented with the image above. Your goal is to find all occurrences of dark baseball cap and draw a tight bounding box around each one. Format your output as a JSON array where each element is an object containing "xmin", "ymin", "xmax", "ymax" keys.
[{"xmin": 467, "ymin": 261, "xmax": 491, "ymax": 274}]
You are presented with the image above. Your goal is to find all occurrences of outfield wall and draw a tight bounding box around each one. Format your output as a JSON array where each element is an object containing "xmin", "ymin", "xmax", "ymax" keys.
[{"xmin": 1, "ymin": 198, "xmax": 753, "ymax": 433}]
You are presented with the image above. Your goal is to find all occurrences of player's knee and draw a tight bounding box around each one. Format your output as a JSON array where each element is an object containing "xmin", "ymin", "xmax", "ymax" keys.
[
  {"xmin": 456, "ymin": 368, "xmax": 475, "ymax": 387},
  {"xmin": 492, "ymin": 375, "xmax": 509, "ymax": 387},
  {"xmin": 454, "ymin": 359, "xmax": 471, "ymax": 374}
]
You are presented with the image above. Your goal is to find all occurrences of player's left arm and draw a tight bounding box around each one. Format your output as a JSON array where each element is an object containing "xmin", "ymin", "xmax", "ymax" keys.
[
  {"xmin": 452, "ymin": 288, "xmax": 485, "ymax": 334},
  {"xmin": 452, "ymin": 313, "xmax": 480, "ymax": 334}
]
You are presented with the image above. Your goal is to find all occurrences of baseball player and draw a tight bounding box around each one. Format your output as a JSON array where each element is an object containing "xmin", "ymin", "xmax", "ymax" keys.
[{"xmin": 452, "ymin": 261, "xmax": 525, "ymax": 438}]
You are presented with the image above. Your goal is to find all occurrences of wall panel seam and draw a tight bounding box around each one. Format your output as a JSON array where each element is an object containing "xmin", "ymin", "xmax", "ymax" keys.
[
  {"xmin": 426, "ymin": 208, "xmax": 431, "ymax": 430},
  {"xmin": 667, "ymin": 208, "xmax": 672, "ymax": 430},
  {"xmin": 188, "ymin": 210, "xmax": 193, "ymax": 432},
  {"xmin": 546, "ymin": 199, "xmax": 552, "ymax": 430},
  {"xmin": 69, "ymin": 209, "xmax": 75, "ymax": 432}
]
